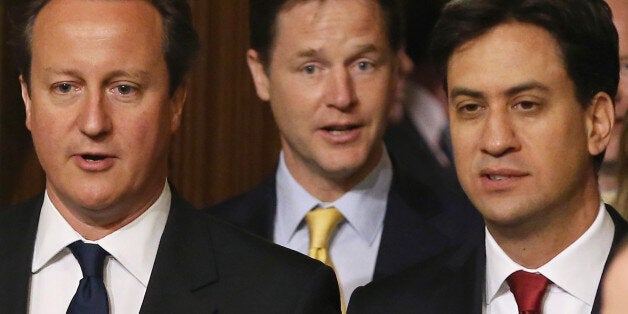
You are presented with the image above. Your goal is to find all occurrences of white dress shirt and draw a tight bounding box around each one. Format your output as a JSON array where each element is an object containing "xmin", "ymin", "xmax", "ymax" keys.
[
  {"xmin": 484, "ymin": 203, "xmax": 614, "ymax": 313},
  {"xmin": 28, "ymin": 183, "xmax": 171, "ymax": 314},
  {"xmin": 274, "ymin": 149, "xmax": 392, "ymax": 305}
]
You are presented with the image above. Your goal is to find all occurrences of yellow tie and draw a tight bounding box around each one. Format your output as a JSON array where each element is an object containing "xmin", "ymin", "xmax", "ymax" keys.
[
  {"xmin": 305, "ymin": 206, "xmax": 343, "ymax": 268},
  {"xmin": 305, "ymin": 206, "xmax": 345, "ymax": 313}
]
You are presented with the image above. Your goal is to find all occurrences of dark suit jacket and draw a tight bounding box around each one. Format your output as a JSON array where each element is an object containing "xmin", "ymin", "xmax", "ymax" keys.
[
  {"xmin": 0, "ymin": 192, "xmax": 340, "ymax": 313},
  {"xmin": 385, "ymin": 113, "xmax": 468, "ymax": 204},
  {"xmin": 207, "ymin": 162, "xmax": 483, "ymax": 282},
  {"xmin": 347, "ymin": 205, "xmax": 628, "ymax": 314}
]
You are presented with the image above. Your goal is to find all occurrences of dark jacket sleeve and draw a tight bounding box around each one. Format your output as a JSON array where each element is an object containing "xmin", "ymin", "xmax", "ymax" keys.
[{"xmin": 294, "ymin": 264, "xmax": 341, "ymax": 314}]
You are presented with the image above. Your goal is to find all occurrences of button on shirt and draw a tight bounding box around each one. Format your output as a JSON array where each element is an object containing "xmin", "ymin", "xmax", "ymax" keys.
[
  {"xmin": 274, "ymin": 150, "xmax": 392, "ymax": 305},
  {"xmin": 484, "ymin": 203, "xmax": 614, "ymax": 313},
  {"xmin": 28, "ymin": 183, "xmax": 171, "ymax": 314}
]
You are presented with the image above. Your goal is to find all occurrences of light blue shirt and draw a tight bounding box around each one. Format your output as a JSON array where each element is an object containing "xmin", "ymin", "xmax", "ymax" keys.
[{"xmin": 274, "ymin": 149, "xmax": 392, "ymax": 304}]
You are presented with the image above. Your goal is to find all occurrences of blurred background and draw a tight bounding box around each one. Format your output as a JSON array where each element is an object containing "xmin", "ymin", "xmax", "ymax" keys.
[{"xmin": 0, "ymin": 0, "xmax": 281, "ymax": 208}]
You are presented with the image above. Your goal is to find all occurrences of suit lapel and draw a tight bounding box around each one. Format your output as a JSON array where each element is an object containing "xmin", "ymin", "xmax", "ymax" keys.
[
  {"xmin": 250, "ymin": 177, "xmax": 276, "ymax": 240},
  {"xmin": 373, "ymin": 172, "xmax": 454, "ymax": 280},
  {"xmin": 140, "ymin": 192, "xmax": 219, "ymax": 313},
  {"xmin": 592, "ymin": 204, "xmax": 627, "ymax": 314},
  {"xmin": 0, "ymin": 196, "xmax": 42, "ymax": 312},
  {"xmin": 472, "ymin": 240, "xmax": 486, "ymax": 314},
  {"xmin": 224, "ymin": 177, "xmax": 276, "ymax": 240},
  {"xmin": 373, "ymin": 152, "xmax": 483, "ymax": 280}
]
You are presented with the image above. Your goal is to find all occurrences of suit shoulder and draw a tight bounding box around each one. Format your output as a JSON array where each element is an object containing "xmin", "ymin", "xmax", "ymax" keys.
[
  {"xmin": 348, "ymin": 243, "xmax": 482, "ymax": 314},
  {"xmin": 0, "ymin": 197, "xmax": 41, "ymax": 233},
  {"xmin": 203, "ymin": 212, "xmax": 321, "ymax": 271},
  {"xmin": 194, "ymin": 211, "xmax": 341, "ymax": 313},
  {"xmin": 205, "ymin": 177, "xmax": 273, "ymax": 218}
]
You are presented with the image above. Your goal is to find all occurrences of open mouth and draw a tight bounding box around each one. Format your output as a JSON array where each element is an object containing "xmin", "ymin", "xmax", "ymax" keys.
[
  {"xmin": 323, "ymin": 124, "xmax": 360, "ymax": 135},
  {"xmin": 480, "ymin": 169, "xmax": 528, "ymax": 182},
  {"xmin": 486, "ymin": 175, "xmax": 510, "ymax": 181},
  {"xmin": 82, "ymin": 154, "xmax": 108, "ymax": 162}
]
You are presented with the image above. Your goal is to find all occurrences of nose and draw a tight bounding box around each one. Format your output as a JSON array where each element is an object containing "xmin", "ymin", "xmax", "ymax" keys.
[
  {"xmin": 77, "ymin": 92, "xmax": 112, "ymax": 139},
  {"xmin": 480, "ymin": 108, "xmax": 520, "ymax": 157},
  {"xmin": 324, "ymin": 67, "xmax": 356, "ymax": 110}
]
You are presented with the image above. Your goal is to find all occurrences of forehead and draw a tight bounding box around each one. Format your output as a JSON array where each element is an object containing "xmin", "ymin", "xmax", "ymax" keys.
[
  {"xmin": 447, "ymin": 22, "xmax": 567, "ymax": 93},
  {"xmin": 32, "ymin": 0, "xmax": 164, "ymax": 52},
  {"xmin": 272, "ymin": 0, "xmax": 389, "ymax": 51},
  {"xmin": 607, "ymin": 0, "xmax": 628, "ymax": 43}
]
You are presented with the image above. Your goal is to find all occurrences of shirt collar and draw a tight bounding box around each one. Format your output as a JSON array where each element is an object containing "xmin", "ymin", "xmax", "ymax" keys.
[
  {"xmin": 32, "ymin": 182, "xmax": 171, "ymax": 287},
  {"xmin": 485, "ymin": 202, "xmax": 614, "ymax": 306},
  {"xmin": 274, "ymin": 148, "xmax": 392, "ymax": 246}
]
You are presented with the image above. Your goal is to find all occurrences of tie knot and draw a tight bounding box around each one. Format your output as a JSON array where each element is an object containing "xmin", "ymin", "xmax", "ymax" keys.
[
  {"xmin": 506, "ymin": 270, "xmax": 550, "ymax": 314},
  {"xmin": 68, "ymin": 241, "xmax": 109, "ymax": 278},
  {"xmin": 305, "ymin": 207, "xmax": 344, "ymax": 249}
]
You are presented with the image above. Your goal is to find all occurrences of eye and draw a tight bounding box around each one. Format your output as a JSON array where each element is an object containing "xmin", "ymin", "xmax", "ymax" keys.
[
  {"xmin": 357, "ymin": 61, "xmax": 373, "ymax": 71},
  {"xmin": 620, "ymin": 63, "xmax": 628, "ymax": 76},
  {"xmin": 454, "ymin": 101, "xmax": 486, "ymax": 119},
  {"xmin": 114, "ymin": 84, "xmax": 135, "ymax": 95},
  {"xmin": 460, "ymin": 103, "xmax": 482, "ymax": 112},
  {"xmin": 513, "ymin": 101, "xmax": 539, "ymax": 111},
  {"xmin": 302, "ymin": 65, "xmax": 317, "ymax": 75},
  {"xmin": 108, "ymin": 82, "xmax": 141, "ymax": 103},
  {"xmin": 52, "ymin": 82, "xmax": 76, "ymax": 94}
]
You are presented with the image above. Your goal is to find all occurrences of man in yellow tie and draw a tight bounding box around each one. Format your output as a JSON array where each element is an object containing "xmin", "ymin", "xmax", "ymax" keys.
[
  {"xmin": 0, "ymin": 0, "xmax": 340, "ymax": 312},
  {"xmin": 208, "ymin": 0, "xmax": 483, "ymax": 308}
]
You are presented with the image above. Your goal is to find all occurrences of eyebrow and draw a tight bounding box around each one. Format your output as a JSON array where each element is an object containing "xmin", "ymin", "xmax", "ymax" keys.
[
  {"xmin": 107, "ymin": 70, "xmax": 152, "ymax": 82},
  {"xmin": 450, "ymin": 81, "xmax": 550, "ymax": 99},
  {"xmin": 44, "ymin": 68, "xmax": 151, "ymax": 81},
  {"xmin": 294, "ymin": 44, "xmax": 381, "ymax": 59},
  {"xmin": 44, "ymin": 68, "xmax": 81, "ymax": 77}
]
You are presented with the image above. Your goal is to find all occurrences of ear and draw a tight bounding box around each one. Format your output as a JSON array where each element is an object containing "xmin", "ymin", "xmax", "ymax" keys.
[
  {"xmin": 19, "ymin": 75, "xmax": 33, "ymax": 131},
  {"xmin": 586, "ymin": 91, "xmax": 614, "ymax": 156},
  {"xmin": 246, "ymin": 49, "xmax": 271, "ymax": 101},
  {"xmin": 169, "ymin": 80, "xmax": 188, "ymax": 133}
]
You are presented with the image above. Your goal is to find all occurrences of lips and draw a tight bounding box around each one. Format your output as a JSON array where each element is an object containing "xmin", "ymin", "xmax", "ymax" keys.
[
  {"xmin": 82, "ymin": 154, "xmax": 108, "ymax": 161},
  {"xmin": 486, "ymin": 174, "xmax": 510, "ymax": 181},
  {"xmin": 323, "ymin": 124, "xmax": 360, "ymax": 134},
  {"xmin": 478, "ymin": 168, "xmax": 529, "ymax": 191},
  {"xmin": 319, "ymin": 123, "xmax": 363, "ymax": 143},
  {"xmin": 73, "ymin": 152, "xmax": 116, "ymax": 171}
]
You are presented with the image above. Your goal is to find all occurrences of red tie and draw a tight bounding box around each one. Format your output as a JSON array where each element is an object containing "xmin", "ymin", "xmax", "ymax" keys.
[{"xmin": 506, "ymin": 270, "xmax": 550, "ymax": 314}]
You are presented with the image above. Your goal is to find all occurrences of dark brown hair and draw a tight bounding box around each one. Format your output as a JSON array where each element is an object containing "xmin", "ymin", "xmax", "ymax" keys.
[{"xmin": 249, "ymin": 0, "xmax": 402, "ymax": 66}]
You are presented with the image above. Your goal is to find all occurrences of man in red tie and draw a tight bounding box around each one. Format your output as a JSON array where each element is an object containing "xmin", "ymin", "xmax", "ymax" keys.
[{"xmin": 348, "ymin": 0, "xmax": 627, "ymax": 313}]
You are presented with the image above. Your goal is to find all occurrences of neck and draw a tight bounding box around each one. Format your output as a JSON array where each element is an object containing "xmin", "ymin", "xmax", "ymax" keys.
[
  {"xmin": 283, "ymin": 147, "xmax": 383, "ymax": 202},
  {"xmin": 48, "ymin": 183, "xmax": 165, "ymax": 241},
  {"xmin": 487, "ymin": 185, "xmax": 601, "ymax": 269}
]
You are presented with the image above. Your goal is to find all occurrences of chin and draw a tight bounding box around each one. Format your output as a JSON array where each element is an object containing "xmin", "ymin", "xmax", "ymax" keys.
[{"xmin": 63, "ymin": 185, "xmax": 123, "ymax": 212}]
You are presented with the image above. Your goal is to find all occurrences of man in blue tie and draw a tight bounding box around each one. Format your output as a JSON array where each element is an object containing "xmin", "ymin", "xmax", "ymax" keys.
[{"xmin": 0, "ymin": 0, "xmax": 340, "ymax": 312}]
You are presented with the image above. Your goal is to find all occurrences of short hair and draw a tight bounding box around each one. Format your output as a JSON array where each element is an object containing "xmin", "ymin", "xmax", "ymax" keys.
[
  {"xmin": 249, "ymin": 0, "xmax": 402, "ymax": 66},
  {"xmin": 430, "ymin": 0, "xmax": 619, "ymax": 168},
  {"xmin": 401, "ymin": 0, "xmax": 446, "ymax": 65},
  {"xmin": 10, "ymin": 0, "xmax": 199, "ymax": 96}
]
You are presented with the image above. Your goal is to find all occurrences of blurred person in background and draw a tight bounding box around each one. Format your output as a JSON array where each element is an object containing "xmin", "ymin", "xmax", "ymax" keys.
[
  {"xmin": 602, "ymin": 0, "xmax": 628, "ymax": 203},
  {"xmin": 385, "ymin": 0, "xmax": 474, "ymax": 210}
]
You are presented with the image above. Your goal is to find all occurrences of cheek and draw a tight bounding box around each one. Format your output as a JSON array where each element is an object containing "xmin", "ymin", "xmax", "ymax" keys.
[
  {"xmin": 270, "ymin": 91, "xmax": 312, "ymax": 127},
  {"xmin": 29, "ymin": 108, "xmax": 66, "ymax": 143}
]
